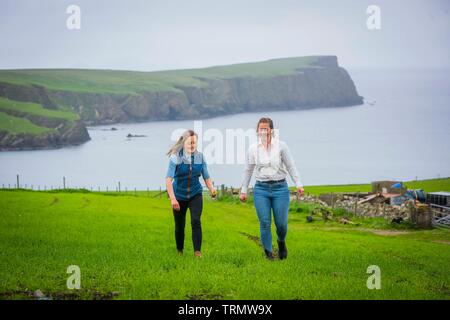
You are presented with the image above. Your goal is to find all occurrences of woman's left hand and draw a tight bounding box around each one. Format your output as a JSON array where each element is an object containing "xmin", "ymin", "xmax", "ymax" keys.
[
  {"xmin": 210, "ymin": 188, "xmax": 217, "ymax": 198},
  {"xmin": 297, "ymin": 187, "xmax": 305, "ymax": 198}
]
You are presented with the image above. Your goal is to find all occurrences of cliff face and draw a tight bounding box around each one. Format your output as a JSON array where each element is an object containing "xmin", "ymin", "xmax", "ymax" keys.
[
  {"xmin": 176, "ymin": 63, "xmax": 362, "ymax": 119},
  {"xmin": 0, "ymin": 56, "xmax": 363, "ymax": 150},
  {"xmin": 0, "ymin": 82, "xmax": 58, "ymax": 110},
  {"xmin": 47, "ymin": 89, "xmax": 192, "ymax": 124},
  {"xmin": 46, "ymin": 57, "xmax": 361, "ymax": 123}
]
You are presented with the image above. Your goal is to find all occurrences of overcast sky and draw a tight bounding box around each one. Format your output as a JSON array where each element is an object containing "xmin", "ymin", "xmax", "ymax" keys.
[{"xmin": 1, "ymin": 0, "xmax": 449, "ymax": 71}]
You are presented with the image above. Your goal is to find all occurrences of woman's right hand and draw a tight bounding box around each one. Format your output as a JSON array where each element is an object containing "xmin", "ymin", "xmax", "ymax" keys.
[
  {"xmin": 239, "ymin": 193, "xmax": 247, "ymax": 202},
  {"xmin": 171, "ymin": 197, "xmax": 180, "ymax": 211}
]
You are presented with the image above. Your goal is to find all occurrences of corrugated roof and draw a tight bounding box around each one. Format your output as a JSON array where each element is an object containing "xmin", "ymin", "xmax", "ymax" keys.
[{"xmin": 428, "ymin": 191, "xmax": 450, "ymax": 196}]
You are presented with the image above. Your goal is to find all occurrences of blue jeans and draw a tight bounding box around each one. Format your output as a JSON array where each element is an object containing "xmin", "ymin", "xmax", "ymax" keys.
[{"xmin": 253, "ymin": 180, "xmax": 290, "ymax": 252}]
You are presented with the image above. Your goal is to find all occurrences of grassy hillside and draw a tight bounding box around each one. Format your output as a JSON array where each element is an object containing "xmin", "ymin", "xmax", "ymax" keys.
[
  {"xmin": 0, "ymin": 97, "xmax": 78, "ymax": 121},
  {"xmin": 0, "ymin": 186, "xmax": 449, "ymax": 300},
  {"xmin": 301, "ymin": 177, "xmax": 450, "ymax": 196},
  {"xmin": 0, "ymin": 56, "xmax": 319, "ymax": 94},
  {"xmin": 0, "ymin": 97, "xmax": 80, "ymax": 137},
  {"xmin": 0, "ymin": 111, "xmax": 54, "ymax": 135}
]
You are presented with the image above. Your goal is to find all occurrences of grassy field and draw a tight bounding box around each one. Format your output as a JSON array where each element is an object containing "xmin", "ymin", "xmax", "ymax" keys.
[
  {"xmin": 0, "ymin": 56, "xmax": 319, "ymax": 94},
  {"xmin": 0, "ymin": 180, "xmax": 449, "ymax": 300},
  {"xmin": 299, "ymin": 177, "xmax": 450, "ymax": 196}
]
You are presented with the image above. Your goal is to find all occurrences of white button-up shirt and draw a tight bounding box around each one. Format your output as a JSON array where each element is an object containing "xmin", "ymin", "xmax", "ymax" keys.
[{"xmin": 240, "ymin": 139, "xmax": 303, "ymax": 193}]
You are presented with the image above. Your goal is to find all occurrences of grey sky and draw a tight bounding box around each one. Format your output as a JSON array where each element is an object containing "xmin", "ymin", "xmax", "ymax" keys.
[{"xmin": 1, "ymin": 0, "xmax": 449, "ymax": 71}]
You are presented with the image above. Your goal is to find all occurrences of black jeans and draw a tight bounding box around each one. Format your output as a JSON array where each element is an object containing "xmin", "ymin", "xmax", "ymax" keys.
[{"xmin": 173, "ymin": 193, "xmax": 203, "ymax": 252}]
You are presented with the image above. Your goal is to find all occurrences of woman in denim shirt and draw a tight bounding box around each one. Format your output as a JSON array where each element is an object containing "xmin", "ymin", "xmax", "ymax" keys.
[{"xmin": 165, "ymin": 130, "xmax": 216, "ymax": 257}]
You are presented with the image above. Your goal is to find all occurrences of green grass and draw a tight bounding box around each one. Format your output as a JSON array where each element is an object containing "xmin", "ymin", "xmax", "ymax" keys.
[
  {"xmin": 0, "ymin": 188, "xmax": 449, "ymax": 300},
  {"xmin": 0, "ymin": 111, "xmax": 54, "ymax": 135},
  {"xmin": 0, "ymin": 56, "xmax": 320, "ymax": 94},
  {"xmin": 301, "ymin": 177, "xmax": 450, "ymax": 196},
  {"xmin": 403, "ymin": 178, "xmax": 450, "ymax": 192},
  {"xmin": 0, "ymin": 97, "xmax": 79, "ymax": 136},
  {"xmin": 0, "ymin": 97, "xmax": 78, "ymax": 121}
]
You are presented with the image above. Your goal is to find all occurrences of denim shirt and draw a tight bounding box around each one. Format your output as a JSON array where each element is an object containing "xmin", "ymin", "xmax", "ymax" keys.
[{"xmin": 166, "ymin": 149, "xmax": 210, "ymax": 201}]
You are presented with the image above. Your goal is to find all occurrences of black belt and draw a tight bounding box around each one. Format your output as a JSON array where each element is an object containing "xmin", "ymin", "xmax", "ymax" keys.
[{"xmin": 256, "ymin": 179, "xmax": 286, "ymax": 184}]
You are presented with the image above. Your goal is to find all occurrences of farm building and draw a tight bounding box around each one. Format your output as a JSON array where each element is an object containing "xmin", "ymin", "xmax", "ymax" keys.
[{"xmin": 371, "ymin": 180, "xmax": 407, "ymax": 195}]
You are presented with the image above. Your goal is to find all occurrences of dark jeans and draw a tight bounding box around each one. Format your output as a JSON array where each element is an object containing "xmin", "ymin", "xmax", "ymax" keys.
[{"xmin": 173, "ymin": 193, "xmax": 203, "ymax": 252}]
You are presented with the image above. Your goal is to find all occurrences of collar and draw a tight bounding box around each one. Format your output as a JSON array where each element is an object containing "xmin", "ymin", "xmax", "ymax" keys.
[
  {"xmin": 178, "ymin": 148, "xmax": 198, "ymax": 162},
  {"xmin": 258, "ymin": 138, "xmax": 273, "ymax": 150}
]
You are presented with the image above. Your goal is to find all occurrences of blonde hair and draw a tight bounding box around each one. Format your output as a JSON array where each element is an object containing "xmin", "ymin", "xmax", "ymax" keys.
[{"xmin": 167, "ymin": 130, "xmax": 198, "ymax": 156}]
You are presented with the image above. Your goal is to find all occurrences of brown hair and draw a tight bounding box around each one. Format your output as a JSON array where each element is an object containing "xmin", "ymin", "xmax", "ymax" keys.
[
  {"xmin": 256, "ymin": 117, "xmax": 274, "ymax": 133},
  {"xmin": 167, "ymin": 129, "xmax": 198, "ymax": 156}
]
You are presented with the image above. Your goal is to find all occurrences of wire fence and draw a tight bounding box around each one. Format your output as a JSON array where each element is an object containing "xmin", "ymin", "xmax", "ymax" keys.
[{"xmin": 0, "ymin": 174, "xmax": 248, "ymax": 199}]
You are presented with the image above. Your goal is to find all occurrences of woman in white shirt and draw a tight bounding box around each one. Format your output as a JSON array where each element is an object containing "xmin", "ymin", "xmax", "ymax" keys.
[{"xmin": 240, "ymin": 117, "xmax": 304, "ymax": 260}]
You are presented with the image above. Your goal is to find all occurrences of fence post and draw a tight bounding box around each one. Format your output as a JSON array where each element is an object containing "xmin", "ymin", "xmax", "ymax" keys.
[
  {"xmin": 331, "ymin": 192, "xmax": 335, "ymax": 209},
  {"xmin": 63, "ymin": 176, "xmax": 66, "ymax": 189},
  {"xmin": 16, "ymin": 174, "xmax": 19, "ymax": 189},
  {"xmin": 118, "ymin": 181, "xmax": 121, "ymax": 193}
]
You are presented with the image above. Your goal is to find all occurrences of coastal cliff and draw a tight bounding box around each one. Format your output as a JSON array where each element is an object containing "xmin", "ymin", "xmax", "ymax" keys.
[{"xmin": 0, "ymin": 56, "xmax": 363, "ymax": 150}]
